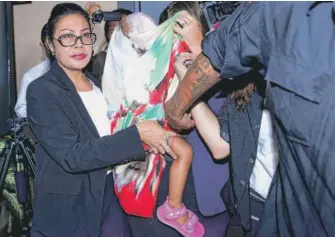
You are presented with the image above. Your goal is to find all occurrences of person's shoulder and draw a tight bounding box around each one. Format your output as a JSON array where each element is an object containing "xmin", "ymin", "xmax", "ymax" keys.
[
  {"xmin": 27, "ymin": 70, "xmax": 61, "ymax": 100},
  {"xmin": 23, "ymin": 59, "xmax": 50, "ymax": 80},
  {"xmin": 262, "ymin": 1, "xmax": 310, "ymax": 19},
  {"xmin": 27, "ymin": 70, "xmax": 52, "ymax": 92}
]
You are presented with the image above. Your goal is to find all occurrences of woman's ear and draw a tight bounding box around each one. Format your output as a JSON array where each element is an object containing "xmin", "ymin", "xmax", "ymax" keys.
[{"xmin": 46, "ymin": 39, "xmax": 55, "ymax": 55}]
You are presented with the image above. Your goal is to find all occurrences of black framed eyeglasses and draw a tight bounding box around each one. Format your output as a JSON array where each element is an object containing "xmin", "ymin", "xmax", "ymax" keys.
[{"xmin": 53, "ymin": 33, "xmax": 97, "ymax": 47}]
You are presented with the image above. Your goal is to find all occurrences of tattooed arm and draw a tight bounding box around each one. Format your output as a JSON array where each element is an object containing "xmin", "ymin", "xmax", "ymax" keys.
[
  {"xmin": 170, "ymin": 53, "xmax": 229, "ymax": 158},
  {"xmin": 165, "ymin": 53, "xmax": 220, "ymax": 130},
  {"xmin": 166, "ymin": 3, "xmax": 263, "ymax": 130}
]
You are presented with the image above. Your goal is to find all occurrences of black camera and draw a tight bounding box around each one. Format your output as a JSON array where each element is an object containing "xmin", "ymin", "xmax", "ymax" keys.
[
  {"xmin": 200, "ymin": 1, "xmax": 243, "ymax": 28},
  {"xmin": 91, "ymin": 10, "xmax": 122, "ymax": 24},
  {"xmin": 7, "ymin": 117, "xmax": 28, "ymax": 134}
]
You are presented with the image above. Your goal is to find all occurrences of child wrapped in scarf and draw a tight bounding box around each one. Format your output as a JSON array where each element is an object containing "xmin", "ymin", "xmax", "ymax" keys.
[{"xmin": 102, "ymin": 12, "xmax": 204, "ymax": 237}]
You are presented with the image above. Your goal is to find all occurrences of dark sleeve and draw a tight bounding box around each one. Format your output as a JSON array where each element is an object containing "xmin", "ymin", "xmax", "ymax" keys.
[
  {"xmin": 201, "ymin": 2, "xmax": 264, "ymax": 79},
  {"xmin": 92, "ymin": 51, "xmax": 107, "ymax": 82},
  {"xmin": 26, "ymin": 82, "xmax": 145, "ymax": 174},
  {"xmin": 217, "ymin": 98, "xmax": 230, "ymax": 142}
]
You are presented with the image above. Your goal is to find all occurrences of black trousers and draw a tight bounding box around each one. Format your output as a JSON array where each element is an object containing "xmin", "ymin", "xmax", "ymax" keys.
[
  {"xmin": 226, "ymin": 189, "xmax": 265, "ymax": 237},
  {"xmin": 31, "ymin": 174, "xmax": 132, "ymax": 237}
]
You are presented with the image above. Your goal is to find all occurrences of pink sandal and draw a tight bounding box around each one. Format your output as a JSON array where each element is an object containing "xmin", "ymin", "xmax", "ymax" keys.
[{"xmin": 157, "ymin": 198, "xmax": 205, "ymax": 237}]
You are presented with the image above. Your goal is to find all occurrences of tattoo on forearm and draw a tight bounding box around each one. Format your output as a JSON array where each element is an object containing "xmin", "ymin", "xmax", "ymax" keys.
[
  {"xmin": 192, "ymin": 56, "xmax": 212, "ymax": 94},
  {"xmin": 166, "ymin": 54, "xmax": 220, "ymax": 117}
]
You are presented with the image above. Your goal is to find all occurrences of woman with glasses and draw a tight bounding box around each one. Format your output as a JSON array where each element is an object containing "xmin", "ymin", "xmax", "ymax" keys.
[{"xmin": 27, "ymin": 3, "xmax": 177, "ymax": 237}]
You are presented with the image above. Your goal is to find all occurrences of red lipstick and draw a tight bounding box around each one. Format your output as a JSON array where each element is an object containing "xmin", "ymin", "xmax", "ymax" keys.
[{"xmin": 71, "ymin": 53, "xmax": 87, "ymax": 60}]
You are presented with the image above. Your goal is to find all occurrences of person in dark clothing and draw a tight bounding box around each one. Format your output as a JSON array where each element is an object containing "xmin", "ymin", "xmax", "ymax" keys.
[
  {"xmin": 175, "ymin": 50, "xmax": 274, "ymax": 237},
  {"xmin": 218, "ymin": 73, "xmax": 276, "ymax": 237},
  {"xmin": 27, "ymin": 3, "xmax": 177, "ymax": 237},
  {"xmin": 165, "ymin": 2, "xmax": 335, "ymax": 236}
]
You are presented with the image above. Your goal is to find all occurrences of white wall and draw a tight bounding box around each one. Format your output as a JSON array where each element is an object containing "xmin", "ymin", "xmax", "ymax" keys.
[{"xmin": 13, "ymin": 1, "xmax": 117, "ymax": 90}]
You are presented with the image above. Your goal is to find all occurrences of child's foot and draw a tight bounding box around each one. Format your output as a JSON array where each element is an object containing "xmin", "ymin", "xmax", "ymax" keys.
[
  {"xmin": 167, "ymin": 200, "xmax": 189, "ymax": 225},
  {"xmin": 157, "ymin": 198, "xmax": 205, "ymax": 237}
]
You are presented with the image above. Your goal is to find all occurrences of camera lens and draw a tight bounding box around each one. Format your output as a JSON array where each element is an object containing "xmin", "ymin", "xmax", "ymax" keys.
[{"xmin": 92, "ymin": 10, "xmax": 104, "ymax": 24}]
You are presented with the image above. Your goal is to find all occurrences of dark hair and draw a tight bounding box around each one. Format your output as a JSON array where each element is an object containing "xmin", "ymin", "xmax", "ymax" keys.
[
  {"xmin": 47, "ymin": 3, "xmax": 91, "ymax": 61},
  {"xmin": 232, "ymin": 83, "xmax": 256, "ymax": 110},
  {"xmin": 104, "ymin": 8, "xmax": 133, "ymax": 41},
  {"xmin": 40, "ymin": 23, "xmax": 52, "ymax": 60},
  {"xmin": 41, "ymin": 23, "xmax": 49, "ymax": 45},
  {"xmin": 228, "ymin": 70, "xmax": 264, "ymax": 111},
  {"xmin": 159, "ymin": 2, "xmax": 209, "ymax": 34}
]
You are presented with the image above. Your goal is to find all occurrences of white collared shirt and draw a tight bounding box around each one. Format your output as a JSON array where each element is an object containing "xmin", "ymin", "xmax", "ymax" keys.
[{"xmin": 15, "ymin": 59, "xmax": 50, "ymax": 118}]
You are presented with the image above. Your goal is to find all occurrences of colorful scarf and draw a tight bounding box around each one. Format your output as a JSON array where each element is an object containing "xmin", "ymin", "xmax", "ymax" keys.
[{"xmin": 102, "ymin": 12, "xmax": 190, "ymax": 218}]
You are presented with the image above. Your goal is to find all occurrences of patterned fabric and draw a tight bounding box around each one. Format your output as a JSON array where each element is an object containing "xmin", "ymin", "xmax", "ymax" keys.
[{"xmin": 102, "ymin": 12, "xmax": 190, "ymax": 218}]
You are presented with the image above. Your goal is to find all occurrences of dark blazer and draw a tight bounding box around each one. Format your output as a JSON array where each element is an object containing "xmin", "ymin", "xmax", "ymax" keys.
[{"xmin": 26, "ymin": 61, "xmax": 146, "ymax": 237}]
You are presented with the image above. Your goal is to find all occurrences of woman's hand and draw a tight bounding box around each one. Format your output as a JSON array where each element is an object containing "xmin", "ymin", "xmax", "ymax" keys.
[
  {"xmin": 173, "ymin": 11, "xmax": 203, "ymax": 55},
  {"xmin": 174, "ymin": 52, "xmax": 194, "ymax": 81},
  {"xmin": 84, "ymin": 2, "xmax": 101, "ymax": 18},
  {"xmin": 136, "ymin": 120, "xmax": 178, "ymax": 159}
]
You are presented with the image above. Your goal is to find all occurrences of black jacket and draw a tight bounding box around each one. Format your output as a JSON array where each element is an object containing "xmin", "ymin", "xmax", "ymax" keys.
[
  {"xmin": 218, "ymin": 73, "xmax": 265, "ymax": 232},
  {"xmin": 27, "ymin": 61, "xmax": 146, "ymax": 237}
]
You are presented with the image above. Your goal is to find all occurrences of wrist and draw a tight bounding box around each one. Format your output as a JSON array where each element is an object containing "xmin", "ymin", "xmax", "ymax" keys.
[
  {"xmin": 191, "ymin": 46, "xmax": 202, "ymax": 56},
  {"xmin": 166, "ymin": 103, "xmax": 180, "ymax": 119},
  {"xmin": 190, "ymin": 100, "xmax": 205, "ymax": 113},
  {"xmin": 135, "ymin": 122, "xmax": 146, "ymax": 140}
]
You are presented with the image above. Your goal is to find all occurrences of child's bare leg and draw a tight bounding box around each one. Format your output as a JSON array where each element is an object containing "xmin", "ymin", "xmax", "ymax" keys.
[
  {"xmin": 168, "ymin": 136, "xmax": 193, "ymax": 224},
  {"xmin": 157, "ymin": 137, "xmax": 204, "ymax": 236}
]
